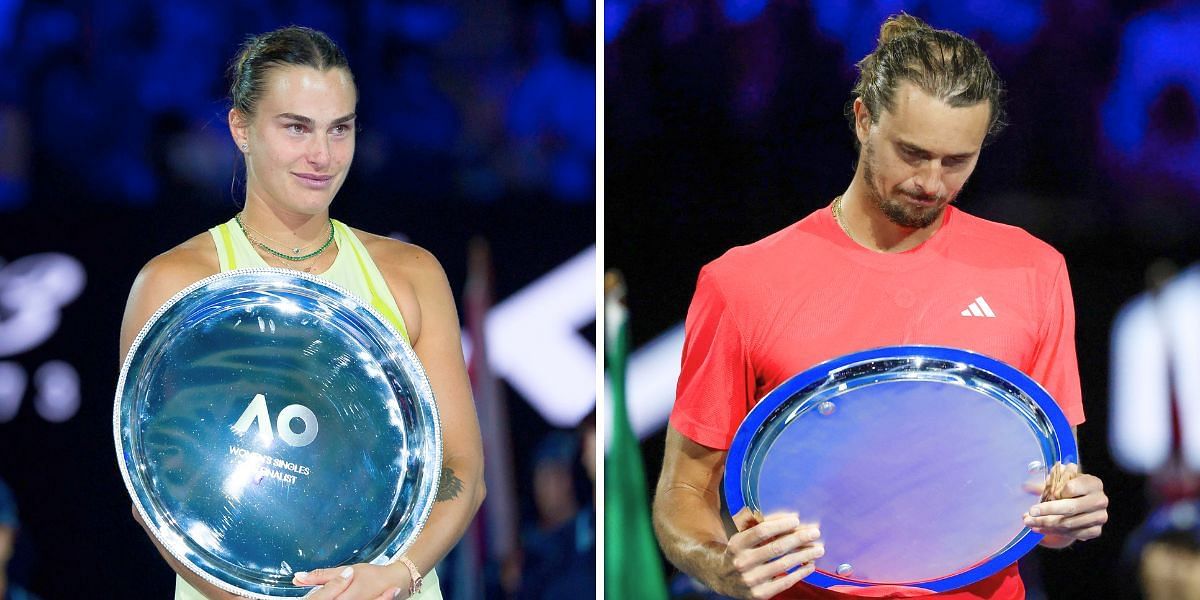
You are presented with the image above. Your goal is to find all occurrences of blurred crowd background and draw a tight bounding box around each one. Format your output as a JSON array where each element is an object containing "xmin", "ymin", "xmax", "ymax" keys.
[
  {"xmin": 0, "ymin": 1, "xmax": 594, "ymax": 598},
  {"xmin": 607, "ymin": 1, "xmax": 1200, "ymax": 599}
]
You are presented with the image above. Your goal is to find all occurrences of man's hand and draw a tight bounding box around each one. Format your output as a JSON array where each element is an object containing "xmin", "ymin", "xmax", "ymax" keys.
[
  {"xmin": 721, "ymin": 508, "xmax": 824, "ymax": 600},
  {"xmin": 654, "ymin": 428, "xmax": 823, "ymax": 599},
  {"xmin": 1024, "ymin": 464, "xmax": 1108, "ymax": 546}
]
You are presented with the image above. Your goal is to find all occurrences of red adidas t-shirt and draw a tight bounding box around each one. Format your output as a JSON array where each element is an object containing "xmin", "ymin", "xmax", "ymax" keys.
[{"xmin": 671, "ymin": 205, "xmax": 1085, "ymax": 600}]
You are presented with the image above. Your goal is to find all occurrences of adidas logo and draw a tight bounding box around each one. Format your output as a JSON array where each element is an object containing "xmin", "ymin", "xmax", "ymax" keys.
[{"xmin": 960, "ymin": 296, "xmax": 996, "ymax": 318}]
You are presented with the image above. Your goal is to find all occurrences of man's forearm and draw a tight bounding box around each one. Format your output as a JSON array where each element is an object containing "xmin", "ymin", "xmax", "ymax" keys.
[{"xmin": 652, "ymin": 486, "xmax": 738, "ymax": 596}]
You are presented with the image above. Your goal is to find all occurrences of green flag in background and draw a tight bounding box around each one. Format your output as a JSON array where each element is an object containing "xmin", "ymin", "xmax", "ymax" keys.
[{"xmin": 605, "ymin": 271, "xmax": 670, "ymax": 600}]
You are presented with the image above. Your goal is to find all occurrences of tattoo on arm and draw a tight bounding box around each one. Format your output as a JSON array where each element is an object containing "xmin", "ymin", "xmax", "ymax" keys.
[{"xmin": 437, "ymin": 466, "xmax": 463, "ymax": 501}]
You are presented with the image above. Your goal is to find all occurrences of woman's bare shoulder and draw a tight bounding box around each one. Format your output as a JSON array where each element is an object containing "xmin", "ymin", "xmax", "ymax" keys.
[
  {"xmin": 348, "ymin": 227, "xmax": 446, "ymax": 281},
  {"xmin": 131, "ymin": 232, "xmax": 221, "ymax": 302},
  {"xmin": 120, "ymin": 232, "xmax": 222, "ymax": 358}
]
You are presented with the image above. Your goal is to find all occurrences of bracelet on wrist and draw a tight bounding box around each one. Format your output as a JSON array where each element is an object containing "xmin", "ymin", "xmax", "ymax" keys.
[{"xmin": 397, "ymin": 555, "xmax": 422, "ymax": 597}]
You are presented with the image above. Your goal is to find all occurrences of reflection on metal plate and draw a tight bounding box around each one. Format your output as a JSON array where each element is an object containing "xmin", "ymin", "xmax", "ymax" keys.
[
  {"xmin": 725, "ymin": 345, "xmax": 1075, "ymax": 593},
  {"xmin": 114, "ymin": 268, "xmax": 441, "ymax": 598}
]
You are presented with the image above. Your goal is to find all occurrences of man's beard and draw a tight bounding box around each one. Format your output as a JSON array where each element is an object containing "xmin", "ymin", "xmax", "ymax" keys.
[{"xmin": 862, "ymin": 141, "xmax": 952, "ymax": 229}]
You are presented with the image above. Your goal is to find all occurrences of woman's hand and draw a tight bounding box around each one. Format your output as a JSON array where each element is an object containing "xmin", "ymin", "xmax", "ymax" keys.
[{"xmin": 293, "ymin": 563, "xmax": 410, "ymax": 600}]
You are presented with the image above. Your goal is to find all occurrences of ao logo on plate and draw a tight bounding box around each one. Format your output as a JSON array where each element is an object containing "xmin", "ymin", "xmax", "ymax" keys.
[{"xmin": 231, "ymin": 394, "xmax": 319, "ymax": 447}]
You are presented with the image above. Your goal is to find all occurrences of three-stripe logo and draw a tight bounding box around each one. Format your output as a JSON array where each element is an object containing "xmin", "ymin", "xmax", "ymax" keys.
[{"xmin": 960, "ymin": 296, "xmax": 996, "ymax": 318}]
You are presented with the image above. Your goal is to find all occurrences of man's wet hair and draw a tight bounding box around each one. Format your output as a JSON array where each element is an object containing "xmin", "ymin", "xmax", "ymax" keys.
[{"xmin": 847, "ymin": 13, "xmax": 1007, "ymax": 147}]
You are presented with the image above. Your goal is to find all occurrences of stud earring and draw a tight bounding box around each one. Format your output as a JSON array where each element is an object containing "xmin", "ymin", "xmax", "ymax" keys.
[{"xmin": 240, "ymin": 143, "xmax": 248, "ymax": 152}]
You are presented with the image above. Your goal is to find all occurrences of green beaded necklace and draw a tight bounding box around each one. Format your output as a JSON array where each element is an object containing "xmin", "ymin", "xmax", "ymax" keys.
[{"xmin": 235, "ymin": 214, "xmax": 335, "ymax": 262}]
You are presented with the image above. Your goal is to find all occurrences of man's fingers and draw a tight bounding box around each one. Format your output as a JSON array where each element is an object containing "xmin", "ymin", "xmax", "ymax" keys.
[
  {"xmin": 742, "ymin": 542, "xmax": 824, "ymax": 587},
  {"xmin": 1028, "ymin": 488, "xmax": 1107, "ymax": 522},
  {"xmin": 1056, "ymin": 508, "xmax": 1108, "ymax": 531},
  {"xmin": 1031, "ymin": 507, "xmax": 1108, "ymax": 532},
  {"xmin": 1026, "ymin": 495, "xmax": 1108, "ymax": 540},
  {"xmin": 1038, "ymin": 472, "xmax": 1102, "ymax": 504},
  {"xmin": 1062, "ymin": 474, "xmax": 1103, "ymax": 499},
  {"xmin": 728, "ymin": 514, "xmax": 802, "ymax": 552},
  {"xmin": 737, "ymin": 526, "xmax": 822, "ymax": 569},
  {"xmin": 1028, "ymin": 497, "xmax": 1081, "ymax": 518},
  {"xmin": 1025, "ymin": 470, "xmax": 1108, "ymax": 543},
  {"xmin": 1031, "ymin": 524, "xmax": 1103, "ymax": 541},
  {"xmin": 748, "ymin": 560, "xmax": 816, "ymax": 600},
  {"xmin": 1024, "ymin": 512, "xmax": 1056, "ymax": 530},
  {"xmin": 731, "ymin": 506, "xmax": 762, "ymax": 531}
]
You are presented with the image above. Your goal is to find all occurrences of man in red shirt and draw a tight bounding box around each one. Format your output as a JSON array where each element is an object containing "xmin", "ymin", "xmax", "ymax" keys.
[{"xmin": 652, "ymin": 13, "xmax": 1109, "ymax": 600}]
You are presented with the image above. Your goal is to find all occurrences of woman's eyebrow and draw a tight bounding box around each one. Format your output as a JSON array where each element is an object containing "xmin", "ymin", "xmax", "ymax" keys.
[{"xmin": 274, "ymin": 112, "xmax": 356, "ymax": 125}]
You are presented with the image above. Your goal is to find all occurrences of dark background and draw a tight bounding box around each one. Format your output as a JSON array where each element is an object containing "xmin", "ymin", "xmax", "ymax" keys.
[
  {"xmin": 607, "ymin": 1, "xmax": 1200, "ymax": 598},
  {"xmin": 0, "ymin": 1, "xmax": 594, "ymax": 598}
]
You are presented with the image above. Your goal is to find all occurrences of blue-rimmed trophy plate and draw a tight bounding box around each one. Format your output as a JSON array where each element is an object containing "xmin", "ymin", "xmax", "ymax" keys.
[
  {"xmin": 115, "ymin": 268, "xmax": 441, "ymax": 598},
  {"xmin": 725, "ymin": 345, "xmax": 1076, "ymax": 593}
]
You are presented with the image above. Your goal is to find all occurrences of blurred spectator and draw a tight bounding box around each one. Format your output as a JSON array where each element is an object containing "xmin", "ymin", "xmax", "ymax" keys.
[
  {"xmin": 1123, "ymin": 500, "xmax": 1200, "ymax": 600},
  {"xmin": 579, "ymin": 409, "xmax": 595, "ymax": 485},
  {"xmin": 515, "ymin": 430, "xmax": 595, "ymax": 599},
  {"xmin": 0, "ymin": 478, "xmax": 39, "ymax": 600},
  {"xmin": 1112, "ymin": 262, "xmax": 1200, "ymax": 599}
]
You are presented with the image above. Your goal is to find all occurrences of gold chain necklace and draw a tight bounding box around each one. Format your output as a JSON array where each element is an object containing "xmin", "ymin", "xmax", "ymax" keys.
[{"xmin": 831, "ymin": 195, "xmax": 852, "ymax": 237}]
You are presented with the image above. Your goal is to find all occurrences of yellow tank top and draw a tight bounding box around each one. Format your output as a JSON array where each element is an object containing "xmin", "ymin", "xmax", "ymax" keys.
[
  {"xmin": 209, "ymin": 218, "xmax": 409, "ymax": 341},
  {"xmin": 174, "ymin": 218, "xmax": 441, "ymax": 599}
]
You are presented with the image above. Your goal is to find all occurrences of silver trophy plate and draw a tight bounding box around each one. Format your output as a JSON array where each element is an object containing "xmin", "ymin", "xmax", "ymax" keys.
[
  {"xmin": 725, "ymin": 345, "xmax": 1076, "ymax": 593},
  {"xmin": 114, "ymin": 268, "xmax": 441, "ymax": 598}
]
